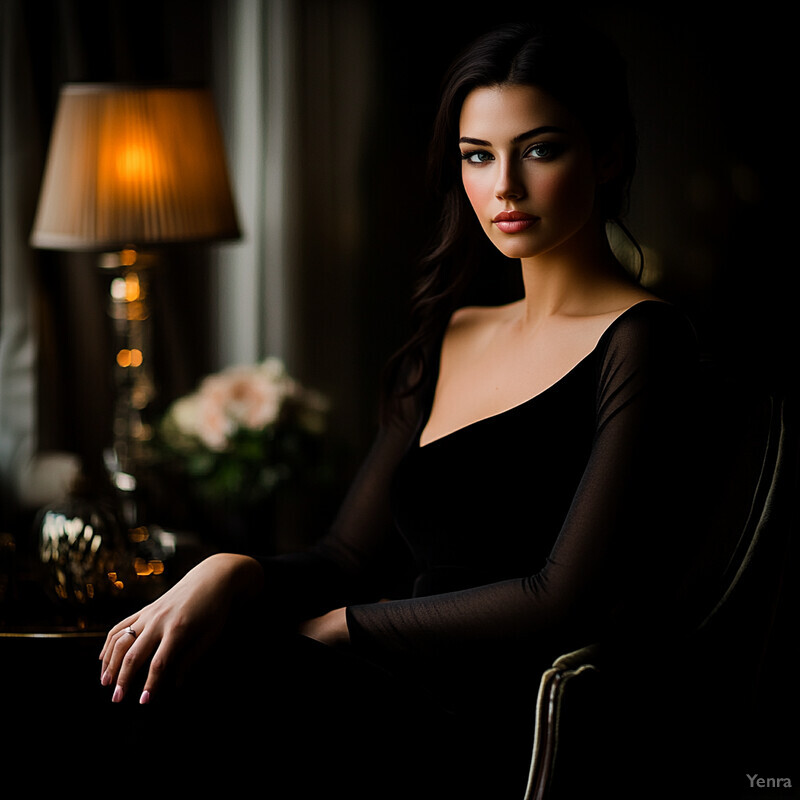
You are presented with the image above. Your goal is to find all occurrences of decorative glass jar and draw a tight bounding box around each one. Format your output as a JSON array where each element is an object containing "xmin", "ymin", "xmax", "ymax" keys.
[{"xmin": 35, "ymin": 493, "xmax": 130, "ymax": 623}]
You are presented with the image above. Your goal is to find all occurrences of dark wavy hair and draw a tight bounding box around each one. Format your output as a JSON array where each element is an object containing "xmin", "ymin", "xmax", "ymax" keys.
[{"xmin": 382, "ymin": 18, "xmax": 638, "ymax": 418}]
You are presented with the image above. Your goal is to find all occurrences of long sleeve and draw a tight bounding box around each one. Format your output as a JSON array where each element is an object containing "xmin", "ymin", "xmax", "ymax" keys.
[{"xmin": 255, "ymin": 374, "xmax": 422, "ymax": 626}]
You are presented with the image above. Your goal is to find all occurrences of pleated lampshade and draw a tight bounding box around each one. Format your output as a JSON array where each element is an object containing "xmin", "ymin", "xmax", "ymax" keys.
[{"xmin": 30, "ymin": 84, "xmax": 241, "ymax": 251}]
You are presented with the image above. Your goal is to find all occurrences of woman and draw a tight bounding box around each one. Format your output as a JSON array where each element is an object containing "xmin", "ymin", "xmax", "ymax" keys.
[{"xmin": 99, "ymin": 19, "xmax": 699, "ymax": 796}]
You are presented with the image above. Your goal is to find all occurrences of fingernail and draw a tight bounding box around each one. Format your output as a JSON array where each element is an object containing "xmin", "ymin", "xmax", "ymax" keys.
[
  {"xmin": 101, "ymin": 670, "xmax": 110, "ymax": 687},
  {"xmin": 112, "ymin": 685, "xmax": 124, "ymax": 703},
  {"xmin": 139, "ymin": 690, "xmax": 150, "ymax": 705}
]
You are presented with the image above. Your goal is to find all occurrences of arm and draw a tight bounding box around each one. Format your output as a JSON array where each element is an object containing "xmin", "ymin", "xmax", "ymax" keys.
[{"xmin": 99, "ymin": 378, "xmax": 421, "ymax": 699}]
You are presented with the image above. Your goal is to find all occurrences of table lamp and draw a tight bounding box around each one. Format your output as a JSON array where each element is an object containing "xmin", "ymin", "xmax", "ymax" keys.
[{"xmin": 30, "ymin": 83, "xmax": 241, "ymax": 495}]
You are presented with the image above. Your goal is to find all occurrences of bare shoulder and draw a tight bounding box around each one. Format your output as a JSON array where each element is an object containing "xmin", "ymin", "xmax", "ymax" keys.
[
  {"xmin": 448, "ymin": 302, "xmax": 513, "ymax": 328},
  {"xmin": 445, "ymin": 301, "xmax": 519, "ymax": 345}
]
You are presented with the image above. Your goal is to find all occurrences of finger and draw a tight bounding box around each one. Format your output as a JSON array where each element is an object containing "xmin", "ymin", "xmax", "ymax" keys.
[
  {"xmin": 145, "ymin": 617, "xmax": 222, "ymax": 699},
  {"xmin": 99, "ymin": 614, "xmax": 139, "ymax": 662},
  {"xmin": 102, "ymin": 626, "xmax": 143, "ymax": 696},
  {"xmin": 139, "ymin": 622, "xmax": 197, "ymax": 702},
  {"xmin": 100, "ymin": 627, "xmax": 126, "ymax": 680},
  {"xmin": 100, "ymin": 626, "xmax": 137, "ymax": 687},
  {"xmin": 140, "ymin": 638, "xmax": 173, "ymax": 702},
  {"xmin": 100, "ymin": 620, "xmax": 139, "ymax": 679}
]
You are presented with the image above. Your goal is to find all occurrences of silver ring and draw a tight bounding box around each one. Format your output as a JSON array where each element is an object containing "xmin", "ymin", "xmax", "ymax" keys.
[{"xmin": 124, "ymin": 626, "xmax": 137, "ymax": 640}]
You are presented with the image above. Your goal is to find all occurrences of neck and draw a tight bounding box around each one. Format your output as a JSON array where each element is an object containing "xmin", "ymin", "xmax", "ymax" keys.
[{"xmin": 516, "ymin": 220, "xmax": 630, "ymax": 327}]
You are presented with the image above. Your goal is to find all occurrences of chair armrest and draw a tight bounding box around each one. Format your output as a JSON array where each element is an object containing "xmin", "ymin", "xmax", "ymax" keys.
[
  {"xmin": 550, "ymin": 642, "xmax": 602, "ymax": 672},
  {"xmin": 523, "ymin": 643, "xmax": 601, "ymax": 800}
]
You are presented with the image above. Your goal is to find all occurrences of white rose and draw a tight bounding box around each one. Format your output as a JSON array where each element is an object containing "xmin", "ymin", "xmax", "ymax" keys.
[{"xmin": 169, "ymin": 394, "xmax": 202, "ymax": 437}]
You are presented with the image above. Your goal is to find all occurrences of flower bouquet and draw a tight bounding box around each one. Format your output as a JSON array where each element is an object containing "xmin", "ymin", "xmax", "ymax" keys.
[{"xmin": 156, "ymin": 358, "xmax": 328, "ymax": 512}]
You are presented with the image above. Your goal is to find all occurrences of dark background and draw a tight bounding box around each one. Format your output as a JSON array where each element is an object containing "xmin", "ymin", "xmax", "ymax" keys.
[{"xmin": 10, "ymin": 0, "xmax": 798, "ymax": 491}]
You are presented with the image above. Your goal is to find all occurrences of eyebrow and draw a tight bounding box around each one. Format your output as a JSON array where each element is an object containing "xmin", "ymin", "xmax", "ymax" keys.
[{"xmin": 458, "ymin": 125, "xmax": 567, "ymax": 147}]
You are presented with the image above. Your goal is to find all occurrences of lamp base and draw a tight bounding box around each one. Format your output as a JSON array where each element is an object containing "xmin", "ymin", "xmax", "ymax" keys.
[{"xmin": 101, "ymin": 249, "xmax": 156, "ymax": 483}]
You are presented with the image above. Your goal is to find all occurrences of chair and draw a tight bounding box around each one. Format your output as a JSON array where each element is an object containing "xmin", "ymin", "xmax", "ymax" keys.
[{"xmin": 522, "ymin": 387, "xmax": 799, "ymax": 799}]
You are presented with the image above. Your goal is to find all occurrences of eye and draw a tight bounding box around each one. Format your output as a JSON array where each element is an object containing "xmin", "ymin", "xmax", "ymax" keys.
[
  {"xmin": 460, "ymin": 150, "xmax": 494, "ymax": 165},
  {"xmin": 525, "ymin": 142, "xmax": 561, "ymax": 160}
]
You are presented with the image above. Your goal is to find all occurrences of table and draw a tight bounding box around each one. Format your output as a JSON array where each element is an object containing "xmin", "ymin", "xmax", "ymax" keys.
[{"xmin": 0, "ymin": 528, "xmax": 215, "ymax": 776}]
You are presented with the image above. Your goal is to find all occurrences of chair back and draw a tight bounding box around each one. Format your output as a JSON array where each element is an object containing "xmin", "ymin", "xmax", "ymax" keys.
[{"xmin": 522, "ymin": 382, "xmax": 799, "ymax": 799}]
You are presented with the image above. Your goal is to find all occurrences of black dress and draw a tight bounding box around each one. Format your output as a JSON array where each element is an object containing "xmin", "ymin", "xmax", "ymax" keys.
[{"xmin": 240, "ymin": 300, "xmax": 700, "ymax": 796}]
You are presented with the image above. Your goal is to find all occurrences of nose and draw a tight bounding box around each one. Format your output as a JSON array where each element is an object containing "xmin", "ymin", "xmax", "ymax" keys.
[{"xmin": 495, "ymin": 159, "xmax": 526, "ymax": 201}]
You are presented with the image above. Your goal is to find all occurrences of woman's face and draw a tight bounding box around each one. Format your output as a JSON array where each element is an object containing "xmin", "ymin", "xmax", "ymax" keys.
[{"xmin": 458, "ymin": 83, "xmax": 607, "ymax": 262}]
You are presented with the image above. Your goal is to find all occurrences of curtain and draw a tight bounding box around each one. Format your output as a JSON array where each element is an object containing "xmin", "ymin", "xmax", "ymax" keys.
[
  {"xmin": 0, "ymin": 0, "xmax": 41, "ymax": 527},
  {"xmin": 210, "ymin": 0, "xmax": 382, "ymax": 453}
]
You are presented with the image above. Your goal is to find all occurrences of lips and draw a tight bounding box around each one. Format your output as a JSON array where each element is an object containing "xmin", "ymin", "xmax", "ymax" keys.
[{"xmin": 492, "ymin": 211, "xmax": 539, "ymax": 233}]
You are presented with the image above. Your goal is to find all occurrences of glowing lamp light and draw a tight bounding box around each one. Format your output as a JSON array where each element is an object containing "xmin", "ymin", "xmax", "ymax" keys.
[
  {"xmin": 29, "ymin": 83, "xmax": 241, "ymax": 491},
  {"xmin": 30, "ymin": 84, "xmax": 240, "ymax": 251}
]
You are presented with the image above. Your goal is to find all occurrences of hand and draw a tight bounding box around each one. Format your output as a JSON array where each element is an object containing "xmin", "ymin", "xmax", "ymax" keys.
[
  {"xmin": 99, "ymin": 553, "xmax": 263, "ymax": 704},
  {"xmin": 298, "ymin": 607, "xmax": 350, "ymax": 646}
]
